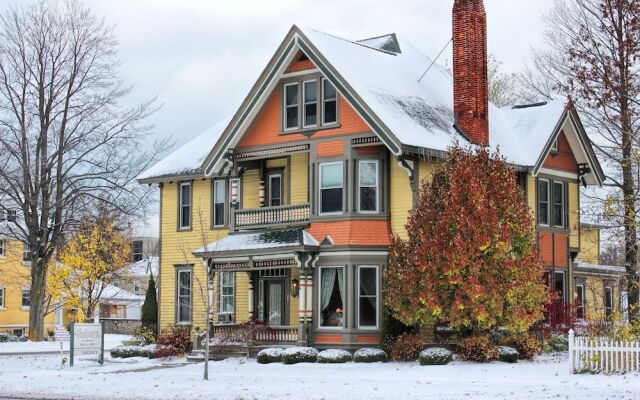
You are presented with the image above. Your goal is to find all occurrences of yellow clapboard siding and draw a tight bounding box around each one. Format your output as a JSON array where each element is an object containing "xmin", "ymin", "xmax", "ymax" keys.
[
  {"xmin": 568, "ymin": 182, "xmax": 580, "ymax": 249},
  {"xmin": 389, "ymin": 155, "xmax": 413, "ymax": 239},
  {"xmin": 235, "ymin": 272, "xmax": 250, "ymax": 323},
  {"xmin": 527, "ymin": 175, "xmax": 537, "ymax": 223},
  {"xmin": 0, "ymin": 240, "xmax": 56, "ymax": 334},
  {"xmin": 584, "ymin": 277, "xmax": 619, "ymax": 321},
  {"xmin": 242, "ymin": 169, "xmax": 260, "ymax": 209},
  {"xmin": 578, "ymin": 226, "xmax": 600, "ymax": 264},
  {"xmin": 289, "ymin": 267, "xmax": 299, "ymax": 325},
  {"xmin": 159, "ymin": 179, "xmax": 228, "ymax": 331},
  {"xmin": 290, "ymin": 153, "xmax": 309, "ymax": 205}
]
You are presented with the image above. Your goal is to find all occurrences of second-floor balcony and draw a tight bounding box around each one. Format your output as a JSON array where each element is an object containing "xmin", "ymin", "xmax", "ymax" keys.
[{"xmin": 231, "ymin": 203, "xmax": 310, "ymax": 231}]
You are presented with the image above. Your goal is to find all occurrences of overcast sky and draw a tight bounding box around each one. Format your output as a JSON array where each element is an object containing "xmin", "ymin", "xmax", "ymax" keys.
[{"xmin": 0, "ymin": 0, "xmax": 558, "ymax": 236}]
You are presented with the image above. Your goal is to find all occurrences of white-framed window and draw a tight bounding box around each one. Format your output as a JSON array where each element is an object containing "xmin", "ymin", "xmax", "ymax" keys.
[
  {"xmin": 176, "ymin": 269, "xmax": 192, "ymax": 324},
  {"xmin": 318, "ymin": 266, "xmax": 345, "ymax": 329},
  {"xmin": 179, "ymin": 182, "xmax": 192, "ymax": 229},
  {"xmin": 537, "ymin": 179, "xmax": 550, "ymax": 226},
  {"xmin": 576, "ymin": 284, "xmax": 585, "ymax": 319},
  {"xmin": 303, "ymin": 79, "xmax": 318, "ymax": 128},
  {"xmin": 22, "ymin": 242, "xmax": 31, "ymax": 263},
  {"xmin": 0, "ymin": 287, "xmax": 5, "ymax": 309},
  {"xmin": 21, "ymin": 289, "xmax": 30, "ymax": 308},
  {"xmin": 133, "ymin": 280, "xmax": 141, "ymax": 294},
  {"xmin": 219, "ymin": 271, "xmax": 235, "ymax": 315},
  {"xmin": 319, "ymin": 162, "xmax": 343, "ymax": 214},
  {"xmin": 322, "ymin": 79, "xmax": 338, "ymax": 125},
  {"xmin": 358, "ymin": 160, "xmax": 379, "ymax": 213},
  {"xmin": 0, "ymin": 239, "xmax": 4, "ymax": 257},
  {"xmin": 358, "ymin": 266, "xmax": 379, "ymax": 329},
  {"xmin": 552, "ymin": 181, "xmax": 565, "ymax": 227},
  {"xmin": 605, "ymin": 286, "xmax": 613, "ymax": 318},
  {"xmin": 268, "ymin": 174, "xmax": 282, "ymax": 207},
  {"xmin": 283, "ymin": 82, "xmax": 299, "ymax": 131},
  {"xmin": 213, "ymin": 179, "xmax": 226, "ymax": 227},
  {"xmin": 554, "ymin": 271, "xmax": 565, "ymax": 303},
  {"xmin": 132, "ymin": 240, "xmax": 143, "ymax": 262}
]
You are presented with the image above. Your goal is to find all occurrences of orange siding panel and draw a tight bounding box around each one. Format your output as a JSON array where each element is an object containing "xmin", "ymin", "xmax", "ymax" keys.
[
  {"xmin": 286, "ymin": 53, "xmax": 316, "ymax": 73},
  {"xmin": 543, "ymin": 131, "xmax": 577, "ymax": 172},
  {"xmin": 314, "ymin": 335, "xmax": 344, "ymax": 344},
  {"xmin": 539, "ymin": 232, "xmax": 553, "ymax": 266},
  {"xmin": 356, "ymin": 335, "xmax": 380, "ymax": 344},
  {"xmin": 356, "ymin": 145, "xmax": 384, "ymax": 154},
  {"xmin": 306, "ymin": 221, "xmax": 392, "ymax": 246},
  {"xmin": 554, "ymin": 233, "xmax": 567, "ymax": 267},
  {"xmin": 317, "ymin": 141, "xmax": 344, "ymax": 158}
]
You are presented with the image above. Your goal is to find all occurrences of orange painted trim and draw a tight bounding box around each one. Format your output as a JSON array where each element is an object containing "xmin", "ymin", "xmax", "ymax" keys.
[
  {"xmin": 356, "ymin": 145, "xmax": 384, "ymax": 154},
  {"xmin": 356, "ymin": 335, "xmax": 380, "ymax": 344},
  {"xmin": 314, "ymin": 335, "xmax": 344, "ymax": 344},
  {"xmin": 317, "ymin": 140, "xmax": 344, "ymax": 158}
]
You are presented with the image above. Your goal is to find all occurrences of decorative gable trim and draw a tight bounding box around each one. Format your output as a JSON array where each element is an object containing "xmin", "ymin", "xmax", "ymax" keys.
[{"xmin": 202, "ymin": 26, "xmax": 403, "ymax": 177}]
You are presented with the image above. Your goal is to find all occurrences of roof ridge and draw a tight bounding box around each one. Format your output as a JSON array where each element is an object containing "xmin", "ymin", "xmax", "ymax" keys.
[{"xmin": 306, "ymin": 28, "xmax": 398, "ymax": 56}]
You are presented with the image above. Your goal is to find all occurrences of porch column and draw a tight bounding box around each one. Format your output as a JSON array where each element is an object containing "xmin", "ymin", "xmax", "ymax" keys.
[
  {"xmin": 206, "ymin": 260, "xmax": 215, "ymax": 322},
  {"xmin": 247, "ymin": 272, "xmax": 254, "ymax": 320}
]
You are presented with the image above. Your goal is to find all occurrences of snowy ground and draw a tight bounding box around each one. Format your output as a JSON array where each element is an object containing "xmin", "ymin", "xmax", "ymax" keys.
[
  {"xmin": 0, "ymin": 352, "xmax": 638, "ymax": 400},
  {"xmin": 0, "ymin": 334, "xmax": 131, "ymax": 354}
]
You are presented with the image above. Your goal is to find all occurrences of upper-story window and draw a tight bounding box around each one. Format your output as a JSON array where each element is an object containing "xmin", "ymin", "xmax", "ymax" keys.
[
  {"xmin": 213, "ymin": 179, "xmax": 226, "ymax": 227},
  {"xmin": 284, "ymin": 83, "xmax": 299, "ymax": 131},
  {"xmin": 538, "ymin": 179, "xmax": 549, "ymax": 226},
  {"xmin": 179, "ymin": 182, "xmax": 192, "ymax": 230},
  {"xmin": 358, "ymin": 160, "xmax": 379, "ymax": 213},
  {"xmin": 283, "ymin": 78, "xmax": 338, "ymax": 131},
  {"xmin": 303, "ymin": 80, "xmax": 318, "ymax": 128},
  {"xmin": 132, "ymin": 240, "xmax": 143, "ymax": 262},
  {"xmin": 322, "ymin": 79, "xmax": 337, "ymax": 125},
  {"xmin": 319, "ymin": 162, "xmax": 343, "ymax": 214},
  {"xmin": 552, "ymin": 181, "xmax": 565, "ymax": 227}
]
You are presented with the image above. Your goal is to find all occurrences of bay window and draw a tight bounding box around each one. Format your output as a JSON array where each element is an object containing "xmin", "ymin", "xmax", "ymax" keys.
[
  {"xmin": 303, "ymin": 80, "xmax": 318, "ymax": 128},
  {"xmin": 177, "ymin": 268, "xmax": 192, "ymax": 324},
  {"xmin": 319, "ymin": 267, "xmax": 344, "ymax": 328},
  {"xmin": 322, "ymin": 79, "xmax": 337, "ymax": 125},
  {"xmin": 358, "ymin": 160, "xmax": 379, "ymax": 212},
  {"xmin": 213, "ymin": 179, "xmax": 226, "ymax": 227},
  {"xmin": 179, "ymin": 182, "xmax": 192, "ymax": 230},
  {"xmin": 553, "ymin": 181, "xmax": 565, "ymax": 227},
  {"xmin": 319, "ymin": 162, "xmax": 343, "ymax": 214},
  {"xmin": 538, "ymin": 179, "xmax": 549, "ymax": 225},
  {"xmin": 284, "ymin": 83, "xmax": 299, "ymax": 130},
  {"xmin": 358, "ymin": 266, "xmax": 379, "ymax": 328}
]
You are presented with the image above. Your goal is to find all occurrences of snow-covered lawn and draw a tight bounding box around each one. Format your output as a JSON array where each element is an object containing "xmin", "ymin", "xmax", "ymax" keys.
[
  {"xmin": 0, "ymin": 334, "xmax": 131, "ymax": 354},
  {"xmin": 0, "ymin": 352, "xmax": 638, "ymax": 400}
]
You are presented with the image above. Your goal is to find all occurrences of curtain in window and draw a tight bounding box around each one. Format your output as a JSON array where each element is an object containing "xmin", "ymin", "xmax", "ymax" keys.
[
  {"xmin": 337, "ymin": 267, "xmax": 344, "ymax": 307},
  {"xmin": 320, "ymin": 268, "xmax": 337, "ymax": 313}
]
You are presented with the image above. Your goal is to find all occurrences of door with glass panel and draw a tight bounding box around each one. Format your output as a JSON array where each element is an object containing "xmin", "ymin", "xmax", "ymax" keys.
[{"xmin": 262, "ymin": 280, "xmax": 284, "ymax": 325}]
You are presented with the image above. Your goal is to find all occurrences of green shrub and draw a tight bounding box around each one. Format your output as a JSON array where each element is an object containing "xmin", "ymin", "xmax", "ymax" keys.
[
  {"xmin": 281, "ymin": 347, "xmax": 318, "ymax": 364},
  {"xmin": 353, "ymin": 348, "xmax": 387, "ymax": 363},
  {"xmin": 502, "ymin": 333, "xmax": 539, "ymax": 360},
  {"xmin": 388, "ymin": 332, "xmax": 425, "ymax": 361},
  {"xmin": 380, "ymin": 307, "xmax": 413, "ymax": 352},
  {"xmin": 543, "ymin": 334, "xmax": 568, "ymax": 352},
  {"xmin": 456, "ymin": 334, "xmax": 499, "ymax": 362},
  {"xmin": 419, "ymin": 348, "xmax": 453, "ymax": 365},
  {"xmin": 317, "ymin": 349, "xmax": 352, "ymax": 363},
  {"xmin": 498, "ymin": 346, "xmax": 519, "ymax": 363},
  {"xmin": 256, "ymin": 348, "xmax": 283, "ymax": 364},
  {"xmin": 132, "ymin": 325, "xmax": 156, "ymax": 345},
  {"xmin": 141, "ymin": 273, "xmax": 158, "ymax": 328}
]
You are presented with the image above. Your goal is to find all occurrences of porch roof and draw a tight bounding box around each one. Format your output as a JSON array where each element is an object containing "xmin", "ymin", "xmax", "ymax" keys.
[{"xmin": 193, "ymin": 228, "xmax": 319, "ymax": 257}]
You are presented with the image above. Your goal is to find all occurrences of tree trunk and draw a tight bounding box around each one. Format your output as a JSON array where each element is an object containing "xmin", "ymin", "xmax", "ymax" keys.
[{"xmin": 28, "ymin": 260, "xmax": 47, "ymax": 341}]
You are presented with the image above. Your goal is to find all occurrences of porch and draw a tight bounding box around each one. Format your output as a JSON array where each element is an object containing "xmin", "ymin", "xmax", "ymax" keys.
[{"xmin": 204, "ymin": 323, "xmax": 301, "ymax": 358}]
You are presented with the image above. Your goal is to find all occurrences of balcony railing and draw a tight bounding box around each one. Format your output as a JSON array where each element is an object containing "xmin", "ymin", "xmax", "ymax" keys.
[{"xmin": 231, "ymin": 203, "xmax": 310, "ymax": 230}]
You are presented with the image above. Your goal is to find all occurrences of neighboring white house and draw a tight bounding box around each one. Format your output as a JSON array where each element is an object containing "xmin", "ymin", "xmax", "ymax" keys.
[{"xmin": 98, "ymin": 284, "xmax": 145, "ymax": 320}]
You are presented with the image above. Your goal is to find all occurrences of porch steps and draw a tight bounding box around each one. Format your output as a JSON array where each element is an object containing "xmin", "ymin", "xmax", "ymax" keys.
[{"xmin": 53, "ymin": 325, "xmax": 70, "ymax": 342}]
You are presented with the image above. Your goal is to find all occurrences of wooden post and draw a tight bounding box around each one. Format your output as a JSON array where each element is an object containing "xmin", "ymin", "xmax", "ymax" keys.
[
  {"xmin": 568, "ymin": 329, "xmax": 574, "ymax": 374},
  {"xmin": 70, "ymin": 322, "xmax": 74, "ymax": 367}
]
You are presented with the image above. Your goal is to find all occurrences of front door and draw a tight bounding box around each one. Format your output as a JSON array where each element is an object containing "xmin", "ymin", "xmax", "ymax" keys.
[{"xmin": 259, "ymin": 279, "xmax": 285, "ymax": 325}]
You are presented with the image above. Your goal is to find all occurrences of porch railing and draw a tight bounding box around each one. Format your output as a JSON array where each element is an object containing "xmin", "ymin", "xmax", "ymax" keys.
[
  {"xmin": 231, "ymin": 203, "xmax": 310, "ymax": 230},
  {"xmin": 211, "ymin": 323, "xmax": 298, "ymax": 345}
]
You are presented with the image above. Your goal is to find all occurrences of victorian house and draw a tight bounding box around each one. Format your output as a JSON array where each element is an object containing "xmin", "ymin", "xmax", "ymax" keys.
[{"xmin": 138, "ymin": 0, "xmax": 605, "ymax": 349}]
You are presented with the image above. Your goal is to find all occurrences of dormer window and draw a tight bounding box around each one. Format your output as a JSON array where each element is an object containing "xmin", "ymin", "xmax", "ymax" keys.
[
  {"xmin": 284, "ymin": 83, "xmax": 299, "ymax": 131},
  {"xmin": 282, "ymin": 78, "xmax": 338, "ymax": 132}
]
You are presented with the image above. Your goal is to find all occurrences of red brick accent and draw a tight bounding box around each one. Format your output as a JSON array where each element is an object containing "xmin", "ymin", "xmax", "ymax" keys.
[
  {"xmin": 452, "ymin": 0, "xmax": 489, "ymax": 145},
  {"xmin": 238, "ymin": 87, "xmax": 371, "ymax": 148},
  {"xmin": 306, "ymin": 221, "xmax": 392, "ymax": 246},
  {"xmin": 543, "ymin": 131, "xmax": 578, "ymax": 172},
  {"xmin": 317, "ymin": 141, "xmax": 344, "ymax": 158}
]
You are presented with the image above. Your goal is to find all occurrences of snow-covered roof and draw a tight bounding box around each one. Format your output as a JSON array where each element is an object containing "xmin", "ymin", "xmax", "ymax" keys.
[
  {"xmin": 575, "ymin": 260, "xmax": 626, "ymax": 275},
  {"xmin": 127, "ymin": 257, "xmax": 158, "ymax": 278},
  {"xmin": 193, "ymin": 229, "xmax": 319, "ymax": 256},
  {"xmin": 100, "ymin": 284, "xmax": 144, "ymax": 301},
  {"xmin": 138, "ymin": 116, "xmax": 232, "ymax": 182}
]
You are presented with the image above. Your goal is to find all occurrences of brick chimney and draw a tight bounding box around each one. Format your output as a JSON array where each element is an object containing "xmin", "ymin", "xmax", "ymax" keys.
[{"xmin": 452, "ymin": 0, "xmax": 489, "ymax": 145}]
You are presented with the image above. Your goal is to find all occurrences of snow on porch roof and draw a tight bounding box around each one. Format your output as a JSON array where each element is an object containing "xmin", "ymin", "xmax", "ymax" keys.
[{"xmin": 193, "ymin": 229, "xmax": 319, "ymax": 256}]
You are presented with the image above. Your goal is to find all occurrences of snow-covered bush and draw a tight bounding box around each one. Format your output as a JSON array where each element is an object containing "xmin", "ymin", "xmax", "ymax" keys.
[
  {"xmin": 353, "ymin": 348, "xmax": 387, "ymax": 363},
  {"xmin": 110, "ymin": 344, "xmax": 157, "ymax": 358},
  {"xmin": 498, "ymin": 346, "xmax": 519, "ymax": 363},
  {"xmin": 0, "ymin": 332, "xmax": 19, "ymax": 342},
  {"xmin": 317, "ymin": 349, "xmax": 352, "ymax": 364},
  {"xmin": 281, "ymin": 347, "xmax": 318, "ymax": 364},
  {"xmin": 419, "ymin": 347, "xmax": 452, "ymax": 365},
  {"xmin": 18, "ymin": 334, "xmax": 28, "ymax": 342},
  {"xmin": 257, "ymin": 348, "xmax": 283, "ymax": 364}
]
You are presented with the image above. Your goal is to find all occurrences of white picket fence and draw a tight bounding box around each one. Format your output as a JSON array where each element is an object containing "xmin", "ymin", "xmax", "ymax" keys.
[{"xmin": 568, "ymin": 329, "xmax": 640, "ymax": 374}]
